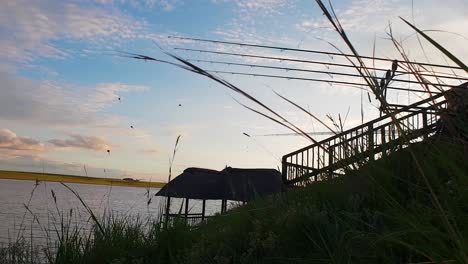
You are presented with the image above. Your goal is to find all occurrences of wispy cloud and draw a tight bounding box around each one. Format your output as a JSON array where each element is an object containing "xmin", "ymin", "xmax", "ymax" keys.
[
  {"xmin": 212, "ymin": 0, "xmax": 295, "ymax": 15},
  {"xmin": 211, "ymin": 0, "xmax": 297, "ymax": 43},
  {"xmin": 84, "ymin": 83, "xmax": 148, "ymax": 112},
  {"xmin": 49, "ymin": 134, "xmax": 112, "ymax": 151},
  {"xmin": 0, "ymin": 1, "xmax": 147, "ymax": 64},
  {"xmin": 92, "ymin": 0, "xmax": 180, "ymax": 11},
  {"xmin": 142, "ymin": 148, "xmax": 159, "ymax": 155},
  {"xmin": 296, "ymin": 0, "xmax": 409, "ymax": 33},
  {"xmin": 0, "ymin": 71, "xmax": 148, "ymax": 127}
]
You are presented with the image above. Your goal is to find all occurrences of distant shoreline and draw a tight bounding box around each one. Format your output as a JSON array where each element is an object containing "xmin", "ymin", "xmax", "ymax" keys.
[{"xmin": 0, "ymin": 170, "xmax": 165, "ymax": 188}]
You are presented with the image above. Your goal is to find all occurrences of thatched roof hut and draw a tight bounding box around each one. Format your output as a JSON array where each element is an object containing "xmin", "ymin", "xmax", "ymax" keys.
[
  {"xmin": 155, "ymin": 167, "xmax": 284, "ymax": 201},
  {"xmin": 156, "ymin": 167, "xmax": 225, "ymax": 200},
  {"xmin": 221, "ymin": 167, "xmax": 285, "ymax": 201},
  {"xmin": 156, "ymin": 167, "xmax": 284, "ymax": 223}
]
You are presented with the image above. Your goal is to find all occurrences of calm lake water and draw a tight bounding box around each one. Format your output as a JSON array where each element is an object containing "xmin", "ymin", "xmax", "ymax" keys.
[{"xmin": 0, "ymin": 179, "xmax": 227, "ymax": 246}]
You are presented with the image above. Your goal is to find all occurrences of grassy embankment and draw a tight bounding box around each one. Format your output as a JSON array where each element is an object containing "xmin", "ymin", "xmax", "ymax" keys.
[
  {"xmin": 0, "ymin": 170, "xmax": 165, "ymax": 188},
  {"xmin": 2, "ymin": 141, "xmax": 467, "ymax": 264}
]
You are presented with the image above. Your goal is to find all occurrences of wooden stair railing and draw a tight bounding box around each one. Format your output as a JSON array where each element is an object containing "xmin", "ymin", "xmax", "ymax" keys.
[{"xmin": 282, "ymin": 91, "xmax": 449, "ymax": 186}]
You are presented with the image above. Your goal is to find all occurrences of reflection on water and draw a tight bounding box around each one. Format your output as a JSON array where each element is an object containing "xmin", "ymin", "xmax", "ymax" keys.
[{"xmin": 0, "ymin": 179, "xmax": 236, "ymax": 246}]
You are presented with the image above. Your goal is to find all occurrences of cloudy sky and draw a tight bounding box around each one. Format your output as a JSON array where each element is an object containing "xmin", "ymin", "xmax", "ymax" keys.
[{"xmin": 0, "ymin": 0, "xmax": 466, "ymax": 182}]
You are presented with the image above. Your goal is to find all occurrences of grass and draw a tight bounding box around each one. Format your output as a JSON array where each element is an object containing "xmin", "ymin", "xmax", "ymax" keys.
[
  {"xmin": 2, "ymin": 140, "xmax": 467, "ymax": 264},
  {"xmin": 0, "ymin": 170, "xmax": 165, "ymax": 189},
  {"xmin": 186, "ymin": 141, "xmax": 468, "ymax": 263},
  {"xmin": 2, "ymin": 1, "xmax": 468, "ymax": 263}
]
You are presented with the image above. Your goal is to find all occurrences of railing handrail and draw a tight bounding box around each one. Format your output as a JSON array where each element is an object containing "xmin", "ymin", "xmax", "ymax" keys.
[
  {"xmin": 282, "ymin": 83, "xmax": 468, "ymax": 185},
  {"xmin": 283, "ymin": 91, "xmax": 447, "ymax": 158},
  {"xmin": 329, "ymin": 101, "xmax": 446, "ymax": 148}
]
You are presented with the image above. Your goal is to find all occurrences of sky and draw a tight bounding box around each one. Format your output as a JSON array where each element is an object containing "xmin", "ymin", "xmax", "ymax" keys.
[{"xmin": 0, "ymin": 0, "xmax": 467, "ymax": 182}]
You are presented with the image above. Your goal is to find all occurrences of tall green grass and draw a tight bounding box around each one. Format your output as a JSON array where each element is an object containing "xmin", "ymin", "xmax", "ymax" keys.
[{"xmin": 2, "ymin": 141, "xmax": 466, "ymax": 264}]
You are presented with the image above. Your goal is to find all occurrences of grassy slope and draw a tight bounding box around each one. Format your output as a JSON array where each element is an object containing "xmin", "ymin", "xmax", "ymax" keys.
[
  {"xmin": 2, "ymin": 141, "xmax": 467, "ymax": 264},
  {"xmin": 0, "ymin": 170, "xmax": 165, "ymax": 188},
  {"xmin": 172, "ymin": 141, "xmax": 468, "ymax": 264}
]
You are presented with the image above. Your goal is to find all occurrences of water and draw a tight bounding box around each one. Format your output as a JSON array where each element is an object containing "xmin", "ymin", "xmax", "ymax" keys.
[{"xmin": 0, "ymin": 179, "xmax": 229, "ymax": 247}]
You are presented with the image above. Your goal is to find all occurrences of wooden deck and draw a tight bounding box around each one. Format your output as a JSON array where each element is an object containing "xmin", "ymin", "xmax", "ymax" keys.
[{"xmin": 282, "ymin": 91, "xmax": 449, "ymax": 186}]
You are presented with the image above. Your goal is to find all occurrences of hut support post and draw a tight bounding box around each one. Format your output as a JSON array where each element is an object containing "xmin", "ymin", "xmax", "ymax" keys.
[
  {"xmin": 164, "ymin": 196, "xmax": 171, "ymax": 224},
  {"xmin": 221, "ymin": 199, "xmax": 227, "ymax": 213},
  {"xmin": 184, "ymin": 198, "xmax": 189, "ymax": 223},
  {"xmin": 201, "ymin": 199, "xmax": 206, "ymax": 221}
]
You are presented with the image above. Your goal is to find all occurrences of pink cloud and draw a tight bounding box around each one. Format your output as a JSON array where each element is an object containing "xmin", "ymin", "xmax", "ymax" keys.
[
  {"xmin": 142, "ymin": 148, "xmax": 159, "ymax": 155},
  {"xmin": 0, "ymin": 128, "xmax": 46, "ymax": 158},
  {"xmin": 48, "ymin": 134, "xmax": 112, "ymax": 151}
]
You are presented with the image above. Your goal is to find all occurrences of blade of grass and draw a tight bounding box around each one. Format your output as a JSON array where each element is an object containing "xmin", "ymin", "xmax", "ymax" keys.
[
  {"xmin": 316, "ymin": 1, "xmax": 466, "ymax": 261},
  {"xmin": 60, "ymin": 183, "xmax": 105, "ymax": 236},
  {"xmin": 400, "ymin": 17, "xmax": 468, "ymax": 73}
]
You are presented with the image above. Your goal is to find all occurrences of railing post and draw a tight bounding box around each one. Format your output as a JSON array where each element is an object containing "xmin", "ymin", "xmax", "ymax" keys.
[
  {"xmin": 328, "ymin": 145, "xmax": 334, "ymax": 178},
  {"xmin": 368, "ymin": 123, "xmax": 374, "ymax": 161},
  {"xmin": 281, "ymin": 156, "xmax": 288, "ymax": 184},
  {"xmin": 422, "ymin": 111, "xmax": 428, "ymax": 139},
  {"xmin": 184, "ymin": 198, "xmax": 189, "ymax": 217},
  {"xmin": 381, "ymin": 127, "xmax": 387, "ymax": 157}
]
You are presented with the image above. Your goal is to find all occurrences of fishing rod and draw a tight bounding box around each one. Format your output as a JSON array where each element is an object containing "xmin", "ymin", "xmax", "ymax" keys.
[
  {"xmin": 190, "ymin": 59, "xmax": 465, "ymax": 86},
  {"xmin": 175, "ymin": 48, "xmax": 468, "ymax": 81},
  {"xmin": 169, "ymin": 36, "xmax": 463, "ymax": 70},
  {"xmin": 205, "ymin": 69, "xmax": 443, "ymax": 94}
]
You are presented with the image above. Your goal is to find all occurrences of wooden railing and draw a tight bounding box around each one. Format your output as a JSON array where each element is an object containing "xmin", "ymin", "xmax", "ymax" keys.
[
  {"xmin": 166, "ymin": 213, "xmax": 214, "ymax": 226},
  {"xmin": 282, "ymin": 91, "xmax": 449, "ymax": 186}
]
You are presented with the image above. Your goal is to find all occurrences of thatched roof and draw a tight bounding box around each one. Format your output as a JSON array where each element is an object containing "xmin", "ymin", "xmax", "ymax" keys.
[
  {"xmin": 155, "ymin": 167, "xmax": 284, "ymax": 201},
  {"xmin": 221, "ymin": 167, "xmax": 284, "ymax": 201}
]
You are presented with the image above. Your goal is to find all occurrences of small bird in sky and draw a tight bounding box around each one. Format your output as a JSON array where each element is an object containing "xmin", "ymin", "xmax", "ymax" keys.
[
  {"xmin": 118, "ymin": 97, "xmax": 121, "ymax": 102},
  {"xmin": 178, "ymin": 103, "xmax": 182, "ymax": 107},
  {"xmin": 107, "ymin": 149, "xmax": 110, "ymax": 155},
  {"xmin": 130, "ymin": 125, "xmax": 134, "ymax": 129},
  {"xmin": 243, "ymin": 132, "xmax": 251, "ymax": 137}
]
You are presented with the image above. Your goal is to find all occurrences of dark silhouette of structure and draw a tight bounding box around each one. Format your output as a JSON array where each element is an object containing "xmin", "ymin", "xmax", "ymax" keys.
[
  {"xmin": 282, "ymin": 83, "xmax": 468, "ymax": 186},
  {"xmin": 156, "ymin": 167, "xmax": 284, "ymax": 224}
]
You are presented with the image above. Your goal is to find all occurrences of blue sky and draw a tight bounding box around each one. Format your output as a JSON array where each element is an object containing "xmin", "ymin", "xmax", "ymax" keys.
[{"xmin": 0, "ymin": 0, "xmax": 467, "ymax": 182}]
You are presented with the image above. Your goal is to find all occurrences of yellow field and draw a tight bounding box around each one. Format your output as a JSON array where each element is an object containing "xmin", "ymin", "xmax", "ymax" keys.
[{"xmin": 0, "ymin": 170, "xmax": 165, "ymax": 188}]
